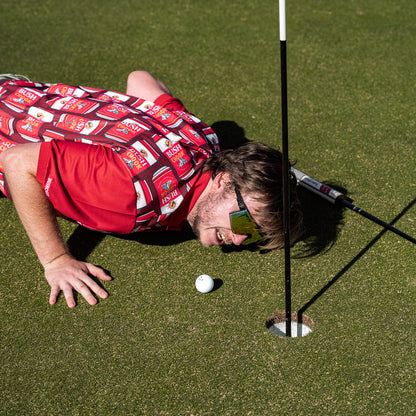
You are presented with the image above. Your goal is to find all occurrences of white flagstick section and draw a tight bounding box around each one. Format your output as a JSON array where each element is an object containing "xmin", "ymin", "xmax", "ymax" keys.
[{"xmin": 279, "ymin": 0, "xmax": 286, "ymax": 40}]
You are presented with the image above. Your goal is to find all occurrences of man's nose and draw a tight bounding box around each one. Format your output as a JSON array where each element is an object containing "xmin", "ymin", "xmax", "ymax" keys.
[{"xmin": 232, "ymin": 233, "xmax": 247, "ymax": 246}]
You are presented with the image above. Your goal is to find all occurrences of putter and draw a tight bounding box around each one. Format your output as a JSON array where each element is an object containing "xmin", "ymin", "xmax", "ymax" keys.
[{"xmin": 292, "ymin": 167, "xmax": 416, "ymax": 244}]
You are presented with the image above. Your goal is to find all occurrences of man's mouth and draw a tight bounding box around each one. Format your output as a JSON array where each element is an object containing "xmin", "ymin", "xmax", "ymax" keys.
[{"xmin": 216, "ymin": 230, "xmax": 226, "ymax": 244}]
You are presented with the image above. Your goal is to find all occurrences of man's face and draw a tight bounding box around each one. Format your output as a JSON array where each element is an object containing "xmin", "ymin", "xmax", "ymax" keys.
[{"xmin": 187, "ymin": 173, "xmax": 264, "ymax": 247}]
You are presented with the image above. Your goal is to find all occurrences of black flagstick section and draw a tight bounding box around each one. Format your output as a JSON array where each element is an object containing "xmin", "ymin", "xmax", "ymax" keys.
[{"xmin": 280, "ymin": 0, "xmax": 292, "ymax": 338}]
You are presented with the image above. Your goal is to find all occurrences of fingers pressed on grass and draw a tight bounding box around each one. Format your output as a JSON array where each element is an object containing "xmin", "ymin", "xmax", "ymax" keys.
[
  {"xmin": 88, "ymin": 263, "xmax": 112, "ymax": 281},
  {"xmin": 49, "ymin": 286, "xmax": 60, "ymax": 305},
  {"xmin": 62, "ymin": 286, "xmax": 76, "ymax": 308},
  {"xmin": 77, "ymin": 278, "xmax": 107, "ymax": 304}
]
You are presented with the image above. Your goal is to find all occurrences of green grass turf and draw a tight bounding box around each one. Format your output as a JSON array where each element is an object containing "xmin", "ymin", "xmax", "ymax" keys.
[{"xmin": 1, "ymin": 0, "xmax": 415, "ymax": 414}]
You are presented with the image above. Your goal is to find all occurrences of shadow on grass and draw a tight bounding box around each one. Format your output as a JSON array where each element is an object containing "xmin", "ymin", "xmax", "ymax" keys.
[
  {"xmin": 292, "ymin": 184, "xmax": 348, "ymax": 258},
  {"xmin": 66, "ymin": 224, "xmax": 197, "ymax": 261},
  {"xmin": 298, "ymin": 197, "xmax": 416, "ymax": 316},
  {"xmin": 67, "ymin": 227, "xmax": 107, "ymax": 261},
  {"xmin": 211, "ymin": 120, "xmax": 250, "ymax": 150},
  {"xmin": 114, "ymin": 224, "xmax": 196, "ymax": 245}
]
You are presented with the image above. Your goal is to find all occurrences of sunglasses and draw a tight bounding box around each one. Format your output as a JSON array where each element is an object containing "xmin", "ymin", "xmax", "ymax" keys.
[{"xmin": 229, "ymin": 184, "xmax": 263, "ymax": 245}]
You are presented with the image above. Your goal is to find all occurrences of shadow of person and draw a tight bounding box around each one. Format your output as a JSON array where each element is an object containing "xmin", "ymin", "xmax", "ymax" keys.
[
  {"xmin": 66, "ymin": 227, "xmax": 107, "ymax": 261},
  {"xmin": 113, "ymin": 223, "xmax": 196, "ymax": 246},
  {"xmin": 66, "ymin": 224, "xmax": 197, "ymax": 261},
  {"xmin": 211, "ymin": 120, "xmax": 249, "ymax": 150},
  {"xmin": 293, "ymin": 182, "xmax": 348, "ymax": 258}
]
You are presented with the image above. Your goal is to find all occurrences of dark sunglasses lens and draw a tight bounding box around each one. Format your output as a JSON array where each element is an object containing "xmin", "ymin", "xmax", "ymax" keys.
[{"xmin": 230, "ymin": 210, "xmax": 262, "ymax": 245}]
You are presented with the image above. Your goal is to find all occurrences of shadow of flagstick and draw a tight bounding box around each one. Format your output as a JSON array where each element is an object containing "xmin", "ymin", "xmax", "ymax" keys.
[{"xmin": 298, "ymin": 197, "xmax": 416, "ymax": 317}]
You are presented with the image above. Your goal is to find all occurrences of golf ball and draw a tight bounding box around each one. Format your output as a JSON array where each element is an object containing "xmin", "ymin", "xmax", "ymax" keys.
[{"xmin": 195, "ymin": 274, "xmax": 214, "ymax": 293}]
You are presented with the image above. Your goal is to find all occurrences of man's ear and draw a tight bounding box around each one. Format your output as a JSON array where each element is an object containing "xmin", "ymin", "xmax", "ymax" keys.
[{"xmin": 211, "ymin": 172, "xmax": 232, "ymax": 191}]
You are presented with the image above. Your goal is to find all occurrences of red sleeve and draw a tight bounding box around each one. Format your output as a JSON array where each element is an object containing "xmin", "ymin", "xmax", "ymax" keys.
[
  {"xmin": 154, "ymin": 94, "xmax": 187, "ymax": 112},
  {"xmin": 36, "ymin": 141, "xmax": 136, "ymax": 233}
]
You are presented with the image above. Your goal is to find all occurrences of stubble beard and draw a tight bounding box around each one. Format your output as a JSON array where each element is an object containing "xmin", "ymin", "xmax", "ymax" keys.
[{"xmin": 187, "ymin": 190, "xmax": 224, "ymax": 241}]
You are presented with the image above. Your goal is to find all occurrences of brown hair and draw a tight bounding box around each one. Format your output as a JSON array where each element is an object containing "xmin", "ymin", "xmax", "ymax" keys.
[{"xmin": 203, "ymin": 142, "xmax": 303, "ymax": 250}]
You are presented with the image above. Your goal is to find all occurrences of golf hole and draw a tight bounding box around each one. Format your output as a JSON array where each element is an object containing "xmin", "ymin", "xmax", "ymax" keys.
[{"xmin": 266, "ymin": 312, "xmax": 313, "ymax": 338}]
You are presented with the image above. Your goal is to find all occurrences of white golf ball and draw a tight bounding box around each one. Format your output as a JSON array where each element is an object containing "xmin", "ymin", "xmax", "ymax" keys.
[{"xmin": 195, "ymin": 274, "xmax": 214, "ymax": 293}]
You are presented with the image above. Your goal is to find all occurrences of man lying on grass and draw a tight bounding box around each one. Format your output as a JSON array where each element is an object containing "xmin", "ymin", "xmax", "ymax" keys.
[{"xmin": 0, "ymin": 71, "xmax": 302, "ymax": 307}]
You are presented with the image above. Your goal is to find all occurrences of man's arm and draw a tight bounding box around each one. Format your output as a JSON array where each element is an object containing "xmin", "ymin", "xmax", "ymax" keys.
[
  {"xmin": 126, "ymin": 71, "xmax": 172, "ymax": 100},
  {"xmin": 0, "ymin": 143, "xmax": 112, "ymax": 307}
]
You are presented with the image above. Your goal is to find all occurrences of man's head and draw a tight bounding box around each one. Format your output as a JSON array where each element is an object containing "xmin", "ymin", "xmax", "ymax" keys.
[{"xmin": 188, "ymin": 142, "xmax": 303, "ymax": 250}]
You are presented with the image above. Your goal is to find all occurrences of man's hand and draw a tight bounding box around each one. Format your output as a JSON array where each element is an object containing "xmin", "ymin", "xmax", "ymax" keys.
[
  {"xmin": 44, "ymin": 253, "xmax": 112, "ymax": 308},
  {"xmin": 1, "ymin": 143, "xmax": 113, "ymax": 308}
]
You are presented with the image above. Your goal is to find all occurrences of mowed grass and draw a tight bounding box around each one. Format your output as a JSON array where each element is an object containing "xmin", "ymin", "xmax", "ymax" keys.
[{"xmin": 0, "ymin": 0, "xmax": 415, "ymax": 415}]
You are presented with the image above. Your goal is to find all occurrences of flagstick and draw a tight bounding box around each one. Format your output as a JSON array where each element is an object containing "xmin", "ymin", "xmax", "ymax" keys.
[{"xmin": 279, "ymin": 0, "xmax": 292, "ymax": 337}]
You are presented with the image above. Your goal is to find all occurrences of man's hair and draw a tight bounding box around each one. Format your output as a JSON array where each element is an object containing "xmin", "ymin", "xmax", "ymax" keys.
[{"xmin": 203, "ymin": 142, "xmax": 303, "ymax": 250}]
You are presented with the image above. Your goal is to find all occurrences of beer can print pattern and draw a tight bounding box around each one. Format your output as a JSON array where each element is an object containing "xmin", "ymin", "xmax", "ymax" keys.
[
  {"xmin": 104, "ymin": 118, "xmax": 150, "ymax": 142},
  {"xmin": 119, "ymin": 141, "xmax": 159, "ymax": 177},
  {"xmin": 134, "ymin": 179, "xmax": 153, "ymax": 210},
  {"xmin": 46, "ymin": 84, "xmax": 88, "ymax": 98},
  {"xmin": 47, "ymin": 96, "xmax": 99, "ymax": 114},
  {"xmin": 152, "ymin": 166, "xmax": 184, "ymax": 215},
  {"xmin": 55, "ymin": 114, "xmax": 108, "ymax": 135},
  {"xmin": 0, "ymin": 109, "xmax": 15, "ymax": 137},
  {"xmin": 155, "ymin": 136, "xmax": 194, "ymax": 179},
  {"xmin": 3, "ymin": 87, "xmax": 45, "ymax": 112}
]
